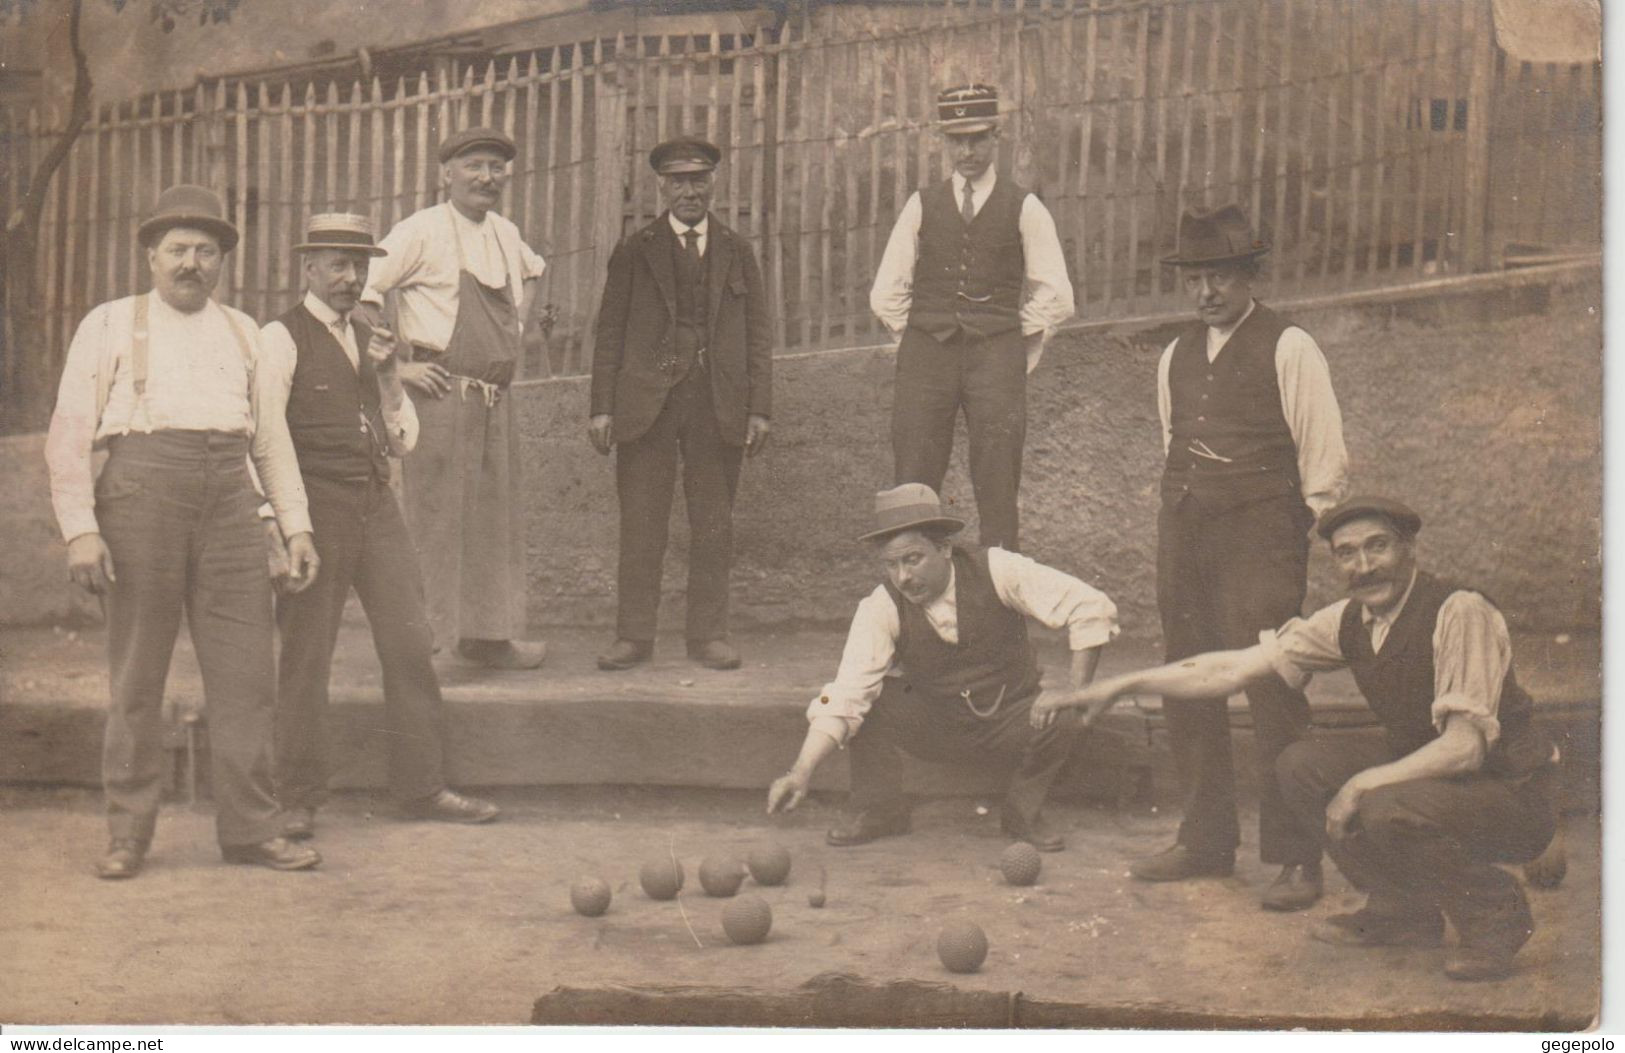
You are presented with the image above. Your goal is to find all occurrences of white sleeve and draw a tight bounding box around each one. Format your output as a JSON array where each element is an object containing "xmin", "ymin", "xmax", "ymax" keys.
[
  {"xmin": 246, "ymin": 319, "xmax": 311, "ymax": 537},
  {"xmin": 1017, "ymin": 194, "xmax": 1075, "ymax": 335},
  {"xmin": 361, "ymin": 216, "xmax": 426, "ymax": 306},
  {"xmin": 1276, "ymin": 326, "xmax": 1348, "ymax": 515},
  {"xmin": 1156, "ymin": 338, "xmax": 1178, "ymax": 456},
  {"xmin": 869, "ymin": 192, "xmax": 923, "ymax": 336},
  {"xmin": 45, "ymin": 304, "xmax": 114, "ymax": 542},
  {"xmin": 805, "ymin": 586, "xmax": 903, "ymax": 744},
  {"xmin": 986, "ymin": 547, "xmax": 1119, "ymax": 652}
]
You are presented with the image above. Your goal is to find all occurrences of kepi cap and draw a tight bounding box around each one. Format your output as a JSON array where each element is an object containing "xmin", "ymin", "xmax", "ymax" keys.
[
  {"xmin": 438, "ymin": 126, "xmax": 517, "ymax": 164},
  {"xmin": 936, "ymin": 84, "xmax": 1000, "ymax": 135},
  {"xmin": 293, "ymin": 212, "xmax": 388, "ymax": 256},
  {"xmin": 1317, "ymin": 495, "xmax": 1423, "ymax": 541},
  {"xmin": 858, "ymin": 483, "xmax": 966, "ymax": 544},
  {"xmin": 1161, "ymin": 203, "xmax": 1270, "ymax": 267},
  {"xmin": 138, "ymin": 184, "xmax": 239, "ymax": 253},
  {"xmin": 650, "ymin": 136, "xmax": 721, "ymax": 175}
]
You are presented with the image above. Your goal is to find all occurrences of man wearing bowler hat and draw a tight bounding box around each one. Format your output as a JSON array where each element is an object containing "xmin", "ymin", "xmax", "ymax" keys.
[
  {"xmin": 869, "ymin": 84, "xmax": 1075, "ymax": 552},
  {"xmin": 1037, "ymin": 497, "xmax": 1560, "ymax": 981},
  {"xmin": 765, "ymin": 484, "xmax": 1117, "ymax": 852},
  {"xmin": 261, "ymin": 213, "xmax": 500, "ymax": 841},
  {"xmin": 1136, "ymin": 203, "xmax": 1348, "ymax": 910},
  {"xmin": 45, "ymin": 184, "xmax": 321, "ymax": 877},
  {"xmin": 358, "ymin": 127, "xmax": 549, "ymax": 670},
  {"xmin": 588, "ymin": 136, "xmax": 773, "ymax": 672}
]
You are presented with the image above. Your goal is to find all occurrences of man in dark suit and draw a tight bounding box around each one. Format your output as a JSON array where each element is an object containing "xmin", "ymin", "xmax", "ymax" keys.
[{"xmin": 588, "ymin": 137, "xmax": 773, "ymax": 671}]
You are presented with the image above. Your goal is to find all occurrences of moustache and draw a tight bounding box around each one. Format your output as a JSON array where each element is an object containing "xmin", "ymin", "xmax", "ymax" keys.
[
  {"xmin": 175, "ymin": 272, "xmax": 202, "ymax": 283},
  {"xmin": 1350, "ymin": 573, "xmax": 1390, "ymax": 591}
]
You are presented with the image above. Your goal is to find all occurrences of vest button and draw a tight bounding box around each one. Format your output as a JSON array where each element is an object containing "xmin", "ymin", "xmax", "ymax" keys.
[{"xmin": 1197, "ymin": 415, "xmax": 1205, "ymax": 421}]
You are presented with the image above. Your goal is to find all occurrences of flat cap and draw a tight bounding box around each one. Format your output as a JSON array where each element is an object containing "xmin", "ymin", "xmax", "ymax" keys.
[
  {"xmin": 649, "ymin": 136, "xmax": 721, "ymax": 175},
  {"xmin": 1317, "ymin": 495, "xmax": 1423, "ymax": 541},
  {"xmin": 439, "ymin": 126, "xmax": 517, "ymax": 164}
]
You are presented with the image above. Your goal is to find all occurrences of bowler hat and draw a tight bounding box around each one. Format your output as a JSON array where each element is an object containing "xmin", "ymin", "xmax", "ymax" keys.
[
  {"xmin": 936, "ymin": 84, "xmax": 1000, "ymax": 135},
  {"xmin": 1161, "ymin": 204, "xmax": 1270, "ymax": 266},
  {"xmin": 438, "ymin": 126, "xmax": 517, "ymax": 164},
  {"xmin": 858, "ymin": 483, "xmax": 966, "ymax": 544},
  {"xmin": 1317, "ymin": 495, "xmax": 1423, "ymax": 541},
  {"xmin": 293, "ymin": 212, "xmax": 388, "ymax": 256},
  {"xmin": 138, "ymin": 184, "xmax": 239, "ymax": 253},
  {"xmin": 650, "ymin": 136, "xmax": 721, "ymax": 175}
]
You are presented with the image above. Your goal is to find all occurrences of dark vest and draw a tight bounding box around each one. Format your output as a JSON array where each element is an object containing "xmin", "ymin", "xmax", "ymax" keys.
[
  {"xmin": 907, "ymin": 176, "xmax": 1026, "ymax": 342},
  {"xmin": 883, "ymin": 547, "xmax": 1042, "ymax": 713},
  {"xmin": 279, "ymin": 302, "xmax": 391, "ymax": 484},
  {"xmin": 671, "ymin": 222, "xmax": 710, "ymax": 372},
  {"xmin": 1162, "ymin": 303, "xmax": 1302, "ymax": 508},
  {"xmin": 1337, "ymin": 571, "xmax": 1552, "ymax": 778}
]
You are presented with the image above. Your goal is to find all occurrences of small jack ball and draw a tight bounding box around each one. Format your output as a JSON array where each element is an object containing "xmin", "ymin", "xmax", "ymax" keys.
[
  {"xmin": 570, "ymin": 877, "xmax": 612, "ymax": 917},
  {"xmin": 807, "ymin": 890, "xmax": 826, "ymax": 909},
  {"xmin": 722, "ymin": 895, "xmax": 774, "ymax": 945},
  {"xmin": 639, "ymin": 857, "xmax": 685, "ymax": 900},
  {"xmin": 937, "ymin": 921, "xmax": 989, "ymax": 974},
  {"xmin": 747, "ymin": 845, "xmax": 792, "ymax": 886},
  {"xmin": 1000, "ymin": 842, "xmax": 1043, "ymax": 886},
  {"xmin": 699, "ymin": 855, "xmax": 746, "ymax": 897}
]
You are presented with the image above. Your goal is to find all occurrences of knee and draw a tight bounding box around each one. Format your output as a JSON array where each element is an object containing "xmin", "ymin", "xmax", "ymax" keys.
[{"xmin": 1353, "ymin": 785, "xmax": 1425, "ymax": 844}]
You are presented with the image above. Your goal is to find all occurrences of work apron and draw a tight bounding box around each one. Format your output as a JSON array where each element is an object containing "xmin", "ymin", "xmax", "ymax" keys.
[{"xmin": 400, "ymin": 205, "xmax": 527, "ymax": 646}]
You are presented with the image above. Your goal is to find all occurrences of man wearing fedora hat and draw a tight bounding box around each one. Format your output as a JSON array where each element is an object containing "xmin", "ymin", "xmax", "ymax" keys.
[
  {"xmin": 869, "ymin": 84, "xmax": 1075, "ymax": 553},
  {"xmin": 1036, "ymin": 496, "xmax": 1560, "ymax": 981},
  {"xmin": 765, "ymin": 484, "xmax": 1117, "ymax": 852},
  {"xmin": 358, "ymin": 127, "xmax": 549, "ymax": 671},
  {"xmin": 588, "ymin": 136, "xmax": 773, "ymax": 672},
  {"xmin": 260, "ymin": 214, "xmax": 501, "ymax": 839},
  {"xmin": 45, "ymin": 184, "xmax": 321, "ymax": 876},
  {"xmin": 1136, "ymin": 203, "xmax": 1348, "ymax": 909}
]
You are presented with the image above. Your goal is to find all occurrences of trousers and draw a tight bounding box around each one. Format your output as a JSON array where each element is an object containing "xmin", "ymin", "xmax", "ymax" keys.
[
  {"xmin": 95, "ymin": 430, "xmax": 282, "ymax": 848},
  {"xmin": 274, "ymin": 472, "xmax": 448, "ymax": 810}
]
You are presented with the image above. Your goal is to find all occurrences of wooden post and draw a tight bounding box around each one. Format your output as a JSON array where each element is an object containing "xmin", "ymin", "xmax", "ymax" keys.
[
  {"xmin": 1364, "ymin": 0, "xmax": 1390, "ymax": 276},
  {"xmin": 1125, "ymin": 4, "xmax": 1150, "ymax": 312},
  {"xmin": 1409, "ymin": 0, "xmax": 1438, "ymax": 274},
  {"xmin": 1271, "ymin": 0, "xmax": 1295, "ymax": 296},
  {"xmin": 1461, "ymin": 0, "xmax": 1494, "ymax": 271},
  {"xmin": 585, "ymin": 73, "xmax": 628, "ymax": 374},
  {"xmin": 278, "ymin": 83, "xmax": 295, "ymax": 302},
  {"xmin": 1076, "ymin": 0, "xmax": 1098, "ymax": 308}
]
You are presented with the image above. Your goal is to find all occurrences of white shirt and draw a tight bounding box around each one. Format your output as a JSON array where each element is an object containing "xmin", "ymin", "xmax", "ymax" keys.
[
  {"xmin": 44, "ymin": 293, "xmax": 311, "ymax": 542},
  {"xmin": 360, "ymin": 203, "xmax": 547, "ymax": 352},
  {"xmin": 869, "ymin": 168, "xmax": 1076, "ymax": 372},
  {"xmin": 806, "ymin": 547, "xmax": 1119, "ymax": 744},
  {"xmin": 667, "ymin": 212, "xmax": 709, "ymax": 257},
  {"xmin": 258, "ymin": 291, "xmax": 420, "ymax": 457},
  {"xmin": 1155, "ymin": 299, "xmax": 1349, "ymax": 514}
]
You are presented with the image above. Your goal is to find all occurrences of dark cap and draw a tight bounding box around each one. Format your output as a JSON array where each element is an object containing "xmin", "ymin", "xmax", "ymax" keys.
[
  {"xmin": 1161, "ymin": 203, "xmax": 1270, "ymax": 267},
  {"xmin": 649, "ymin": 136, "xmax": 721, "ymax": 175},
  {"xmin": 438, "ymin": 126, "xmax": 517, "ymax": 164},
  {"xmin": 1317, "ymin": 496, "xmax": 1423, "ymax": 541},
  {"xmin": 138, "ymin": 184, "xmax": 239, "ymax": 253},
  {"xmin": 936, "ymin": 84, "xmax": 1000, "ymax": 134}
]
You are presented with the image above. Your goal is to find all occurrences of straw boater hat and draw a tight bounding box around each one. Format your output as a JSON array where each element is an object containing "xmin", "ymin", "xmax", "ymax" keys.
[
  {"xmin": 858, "ymin": 483, "xmax": 967, "ymax": 544},
  {"xmin": 138, "ymin": 184, "xmax": 239, "ymax": 253},
  {"xmin": 438, "ymin": 126, "xmax": 517, "ymax": 164},
  {"xmin": 1316, "ymin": 495, "xmax": 1423, "ymax": 542},
  {"xmin": 649, "ymin": 136, "xmax": 721, "ymax": 174},
  {"xmin": 1160, "ymin": 204, "xmax": 1271, "ymax": 266},
  {"xmin": 935, "ymin": 84, "xmax": 1000, "ymax": 135},
  {"xmin": 293, "ymin": 213, "xmax": 388, "ymax": 256}
]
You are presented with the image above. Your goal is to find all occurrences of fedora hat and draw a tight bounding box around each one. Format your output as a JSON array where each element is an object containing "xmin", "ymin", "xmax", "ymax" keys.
[
  {"xmin": 138, "ymin": 184, "xmax": 239, "ymax": 253},
  {"xmin": 1161, "ymin": 204, "xmax": 1270, "ymax": 266},
  {"xmin": 438, "ymin": 126, "xmax": 517, "ymax": 164},
  {"xmin": 857, "ymin": 483, "xmax": 966, "ymax": 543},
  {"xmin": 936, "ymin": 84, "xmax": 1000, "ymax": 135},
  {"xmin": 293, "ymin": 212, "xmax": 388, "ymax": 256},
  {"xmin": 1316, "ymin": 495, "xmax": 1423, "ymax": 541}
]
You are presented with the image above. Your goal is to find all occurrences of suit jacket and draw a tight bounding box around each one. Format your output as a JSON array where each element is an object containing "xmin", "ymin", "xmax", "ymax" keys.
[{"xmin": 590, "ymin": 212, "xmax": 773, "ymax": 446}]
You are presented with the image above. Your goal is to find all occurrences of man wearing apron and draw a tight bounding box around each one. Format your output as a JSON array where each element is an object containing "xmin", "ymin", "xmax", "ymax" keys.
[{"xmin": 359, "ymin": 127, "xmax": 548, "ymax": 670}]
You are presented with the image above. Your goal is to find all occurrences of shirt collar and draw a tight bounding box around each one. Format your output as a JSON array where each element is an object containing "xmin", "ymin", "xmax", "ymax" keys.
[
  {"xmin": 1208, "ymin": 298, "xmax": 1257, "ymax": 338},
  {"xmin": 303, "ymin": 290, "xmax": 349, "ymax": 329},
  {"xmin": 951, "ymin": 167, "xmax": 997, "ymax": 198},
  {"xmin": 1361, "ymin": 567, "xmax": 1420, "ymax": 631},
  {"xmin": 668, "ymin": 212, "xmax": 709, "ymax": 240}
]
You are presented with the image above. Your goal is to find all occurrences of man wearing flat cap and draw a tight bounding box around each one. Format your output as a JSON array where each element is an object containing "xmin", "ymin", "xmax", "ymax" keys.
[
  {"xmin": 588, "ymin": 136, "xmax": 773, "ymax": 672},
  {"xmin": 1137, "ymin": 203, "xmax": 1348, "ymax": 910},
  {"xmin": 1039, "ymin": 496, "xmax": 1559, "ymax": 982},
  {"xmin": 869, "ymin": 84, "xmax": 1075, "ymax": 553},
  {"xmin": 262, "ymin": 214, "xmax": 500, "ymax": 840},
  {"xmin": 765, "ymin": 484, "xmax": 1117, "ymax": 852},
  {"xmin": 358, "ymin": 126, "xmax": 548, "ymax": 670},
  {"xmin": 45, "ymin": 184, "xmax": 321, "ymax": 877}
]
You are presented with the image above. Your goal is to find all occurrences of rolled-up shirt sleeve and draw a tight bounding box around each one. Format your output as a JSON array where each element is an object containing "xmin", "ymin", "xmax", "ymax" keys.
[
  {"xmin": 985, "ymin": 547, "xmax": 1118, "ymax": 651},
  {"xmin": 1017, "ymin": 194, "xmax": 1075, "ymax": 337},
  {"xmin": 246, "ymin": 320, "xmax": 312, "ymax": 538},
  {"xmin": 361, "ymin": 219, "xmax": 426, "ymax": 307},
  {"xmin": 1429, "ymin": 591, "xmax": 1512, "ymax": 749},
  {"xmin": 1258, "ymin": 599, "xmax": 1352, "ymax": 691},
  {"xmin": 384, "ymin": 389, "xmax": 419, "ymax": 455},
  {"xmin": 45, "ymin": 304, "xmax": 114, "ymax": 542},
  {"xmin": 805, "ymin": 586, "xmax": 902, "ymax": 745}
]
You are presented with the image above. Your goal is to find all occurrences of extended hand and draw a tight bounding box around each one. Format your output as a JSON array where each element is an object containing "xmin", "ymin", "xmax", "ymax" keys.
[
  {"xmin": 264, "ymin": 519, "xmax": 293, "ymax": 593},
  {"xmin": 399, "ymin": 361, "xmax": 452, "ymax": 399},
  {"xmin": 745, "ymin": 414, "xmax": 772, "ymax": 457},
  {"xmin": 66, "ymin": 533, "xmax": 115, "ymax": 594},
  {"xmin": 588, "ymin": 414, "xmax": 614, "ymax": 455},
  {"xmin": 1324, "ymin": 780, "xmax": 1365, "ymax": 842},
  {"xmin": 766, "ymin": 769, "xmax": 811, "ymax": 814},
  {"xmin": 283, "ymin": 532, "xmax": 321, "ymax": 594},
  {"xmin": 1028, "ymin": 688, "xmax": 1070, "ymax": 730}
]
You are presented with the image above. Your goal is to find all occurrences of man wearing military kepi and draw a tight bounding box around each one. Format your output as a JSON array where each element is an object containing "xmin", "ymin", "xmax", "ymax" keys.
[
  {"xmin": 1137, "ymin": 203, "xmax": 1348, "ymax": 911},
  {"xmin": 588, "ymin": 137, "xmax": 773, "ymax": 672},
  {"xmin": 359, "ymin": 127, "xmax": 548, "ymax": 670},
  {"xmin": 869, "ymin": 84, "xmax": 1075, "ymax": 552}
]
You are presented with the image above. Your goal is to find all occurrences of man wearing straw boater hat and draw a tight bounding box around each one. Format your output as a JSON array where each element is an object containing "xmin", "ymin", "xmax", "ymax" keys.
[
  {"xmin": 869, "ymin": 84, "xmax": 1075, "ymax": 553},
  {"xmin": 358, "ymin": 127, "xmax": 549, "ymax": 670},
  {"xmin": 765, "ymin": 484, "xmax": 1117, "ymax": 852},
  {"xmin": 45, "ymin": 184, "xmax": 321, "ymax": 877},
  {"xmin": 588, "ymin": 136, "xmax": 773, "ymax": 673},
  {"xmin": 1132, "ymin": 203, "xmax": 1348, "ymax": 910},
  {"xmin": 261, "ymin": 213, "xmax": 501, "ymax": 840}
]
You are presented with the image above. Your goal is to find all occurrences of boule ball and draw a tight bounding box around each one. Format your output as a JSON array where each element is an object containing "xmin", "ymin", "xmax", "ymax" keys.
[
  {"xmin": 747, "ymin": 844, "xmax": 792, "ymax": 886},
  {"xmin": 937, "ymin": 921, "xmax": 989, "ymax": 974},
  {"xmin": 807, "ymin": 890, "xmax": 826, "ymax": 909},
  {"xmin": 570, "ymin": 876, "xmax": 612, "ymax": 917},
  {"xmin": 639, "ymin": 857, "xmax": 685, "ymax": 900},
  {"xmin": 698, "ymin": 855, "xmax": 746, "ymax": 897},
  {"xmin": 999, "ymin": 841, "xmax": 1043, "ymax": 887},
  {"xmin": 722, "ymin": 895, "xmax": 774, "ymax": 945}
]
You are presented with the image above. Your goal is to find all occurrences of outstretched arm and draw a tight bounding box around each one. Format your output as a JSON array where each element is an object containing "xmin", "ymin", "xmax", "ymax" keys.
[
  {"xmin": 765, "ymin": 726, "xmax": 841, "ymax": 814},
  {"xmin": 1033, "ymin": 643, "xmax": 1280, "ymax": 729}
]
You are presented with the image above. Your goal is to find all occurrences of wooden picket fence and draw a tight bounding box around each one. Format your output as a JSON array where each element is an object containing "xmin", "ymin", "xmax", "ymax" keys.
[{"xmin": 0, "ymin": 0, "xmax": 1600, "ymax": 395}]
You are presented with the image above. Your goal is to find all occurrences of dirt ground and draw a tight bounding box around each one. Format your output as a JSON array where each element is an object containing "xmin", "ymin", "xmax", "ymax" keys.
[{"xmin": 0, "ymin": 784, "xmax": 1599, "ymax": 1029}]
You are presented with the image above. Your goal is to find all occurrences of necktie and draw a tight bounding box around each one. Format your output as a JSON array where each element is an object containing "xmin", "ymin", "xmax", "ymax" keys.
[
  {"xmin": 682, "ymin": 227, "xmax": 701, "ymax": 265},
  {"xmin": 961, "ymin": 182, "xmax": 977, "ymax": 225}
]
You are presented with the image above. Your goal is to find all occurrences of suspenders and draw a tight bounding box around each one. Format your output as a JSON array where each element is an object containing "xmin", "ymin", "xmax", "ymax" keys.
[{"xmin": 122, "ymin": 292, "xmax": 256, "ymax": 428}]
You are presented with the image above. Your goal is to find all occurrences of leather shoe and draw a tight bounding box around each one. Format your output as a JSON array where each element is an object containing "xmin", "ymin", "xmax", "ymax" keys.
[
  {"xmin": 221, "ymin": 837, "xmax": 322, "ymax": 871},
  {"xmin": 458, "ymin": 639, "xmax": 547, "ymax": 670},
  {"xmin": 597, "ymin": 639, "xmax": 653, "ymax": 671},
  {"xmin": 403, "ymin": 788, "xmax": 501, "ymax": 824},
  {"xmin": 1444, "ymin": 946, "xmax": 1519, "ymax": 982},
  {"xmin": 826, "ymin": 808, "xmax": 912, "ymax": 847},
  {"xmin": 1310, "ymin": 908, "xmax": 1444, "ymax": 948},
  {"xmin": 687, "ymin": 638, "xmax": 742, "ymax": 670},
  {"xmin": 96, "ymin": 839, "xmax": 146, "ymax": 880},
  {"xmin": 1129, "ymin": 843, "xmax": 1234, "ymax": 882},
  {"xmin": 1260, "ymin": 862, "xmax": 1323, "ymax": 911},
  {"xmin": 281, "ymin": 807, "xmax": 316, "ymax": 841},
  {"xmin": 1000, "ymin": 806, "xmax": 1066, "ymax": 852}
]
